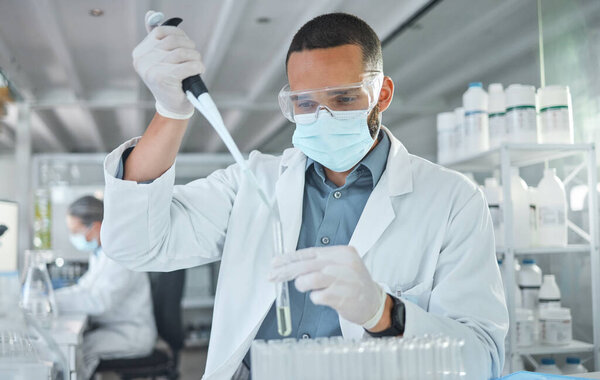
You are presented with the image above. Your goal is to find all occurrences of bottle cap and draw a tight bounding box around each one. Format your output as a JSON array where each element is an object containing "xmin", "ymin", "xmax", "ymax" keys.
[
  {"xmin": 541, "ymin": 358, "xmax": 556, "ymax": 365},
  {"xmin": 506, "ymin": 84, "xmax": 536, "ymax": 108},
  {"xmin": 522, "ymin": 259, "xmax": 536, "ymax": 264},
  {"xmin": 469, "ymin": 82, "xmax": 483, "ymax": 88},
  {"xmin": 537, "ymin": 85, "xmax": 571, "ymax": 110},
  {"xmin": 488, "ymin": 83, "xmax": 506, "ymax": 113},
  {"xmin": 566, "ymin": 357, "xmax": 581, "ymax": 364}
]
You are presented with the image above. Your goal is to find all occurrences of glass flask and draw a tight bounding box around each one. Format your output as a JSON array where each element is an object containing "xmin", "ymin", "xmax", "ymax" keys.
[
  {"xmin": 21, "ymin": 250, "xmax": 58, "ymax": 326},
  {"xmin": 0, "ymin": 271, "xmax": 68, "ymax": 380}
]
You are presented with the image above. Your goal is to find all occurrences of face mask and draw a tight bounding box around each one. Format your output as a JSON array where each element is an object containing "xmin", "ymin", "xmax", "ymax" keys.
[
  {"xmin": 292, "ymin": 110, "xmax": 377, "ymax": 172},
  {"xmin": 69, "ymin": 231, "xmax": 99, "ymax": 252}
]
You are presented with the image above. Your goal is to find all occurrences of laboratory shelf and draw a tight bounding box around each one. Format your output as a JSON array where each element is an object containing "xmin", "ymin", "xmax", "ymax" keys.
[
  {"xmin": 497, "ymin": 245, "xmax": 591, "ymax": 255},
  {"xmin": 181, "ymin": 296, "xmax": 215, "ymax": 309},
  {"xmin": 516, "ymin": 340, "xmax": 594, "ymax": 356},
  {"xmin": 447, "ymin": 142, "xmax": 600, "ymax": 372},
  {"xmin": 443, "ymin": 143, "xmax": 593, "ymax": 172}
]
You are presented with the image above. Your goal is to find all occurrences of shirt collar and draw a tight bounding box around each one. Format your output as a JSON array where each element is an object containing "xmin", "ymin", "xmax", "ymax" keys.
[{"xmin": 305, "ymin": 129, "xmax": 390, "ymax": 189}]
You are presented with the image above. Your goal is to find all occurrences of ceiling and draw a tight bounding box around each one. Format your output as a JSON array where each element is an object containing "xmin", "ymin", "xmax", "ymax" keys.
[{"xmin": 0, "ymin": 0, "xmax": 599, "ymax": 161}]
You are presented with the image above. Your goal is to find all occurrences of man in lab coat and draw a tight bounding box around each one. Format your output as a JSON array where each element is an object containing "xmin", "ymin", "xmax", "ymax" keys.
[
  {"xmin": 55, "ymin": 196, "xmax": 157, "ymax": 379},
  {"xmin": 102, "ymin": 12, "xmax": 508, "ymax": 379}
]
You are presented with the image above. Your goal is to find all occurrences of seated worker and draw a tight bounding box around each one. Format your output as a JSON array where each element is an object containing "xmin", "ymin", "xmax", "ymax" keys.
[{"xmin": 54, "ymin": 195, "xmax": 157, "ymax": 379}]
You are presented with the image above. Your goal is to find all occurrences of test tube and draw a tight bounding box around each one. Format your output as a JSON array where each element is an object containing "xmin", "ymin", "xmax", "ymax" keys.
[{"xmin": 273, "ymin": 220, "xmax": 292, "ymax": 336}]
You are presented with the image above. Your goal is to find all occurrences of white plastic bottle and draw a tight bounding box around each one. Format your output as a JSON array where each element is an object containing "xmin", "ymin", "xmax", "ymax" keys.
[
  {"xmin": 497, "ymin": 259, "xmax": 522, "ymax": 307},
  {"xmin": 539, "ymin": 274, "xmax": 561, "ymax": 310},
  {"xmin": 454, "ymin": 107, "xmax": 465, "ymax": 160},
  {"xmin": 483, "ymin": 178, "xmax": 504, "ymax": 248},
  {"xmin": 437, "ymin": 112, "xmax": 456, "ymax": 164},
  {"xmin": 536, "ymin": 168, "xmax": 568, "ymax": 246},
  {"xmin": 488, "ymin": 83, "xmax": 507, "ymax": 148},
  {"xmin": 538, "ymin": 358, "xmax": 563, "ymax": 375},
  {"xmin": 516, "ymin": 308, "xmax": 535, "ymax": 347},
  {"xmin": 538, "ymin": 85, "xmax": 574, "ymax": 144},
  {"xmin": 511, "ymin": 168, "xmax": 531, "ymax": 248},
  {"xmin": 529, "ymin": 187, "xmax": 539, "ymax": 246},
  {"xmin": 561, "ymin": 357, "xmax": 588, "ymax": 375},
  {"xmin": 463, "ymin": 82, "xmax": 490, "ymax": 155},
  {"xmin": 506, "ymin": 84, "xmax": 539, "ymax": 143},
  {"xmin": 518, "ymin": 259, "xmax": 542, "ymax": 310}
]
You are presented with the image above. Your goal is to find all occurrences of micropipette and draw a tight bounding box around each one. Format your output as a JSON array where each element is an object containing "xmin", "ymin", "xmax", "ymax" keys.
[{"xmin": 150, "ymin": 14, "xmax": 292, "ymax": 336}]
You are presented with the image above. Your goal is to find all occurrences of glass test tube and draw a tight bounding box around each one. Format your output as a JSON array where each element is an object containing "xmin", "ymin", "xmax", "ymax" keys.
[{"xmin": 273, "ymin": 220, "xmax": 292, "ymax": 336}]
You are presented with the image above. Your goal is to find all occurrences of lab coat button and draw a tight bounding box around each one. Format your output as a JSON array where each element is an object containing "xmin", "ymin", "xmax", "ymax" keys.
[
  {"xmin": 333, "ymin": 191, "xmax": 342, "ymax": 199},
  {"xmin": 301, "ymin": 333, "xmax": 310, "ymax": 339},
  {"xmin": 321, "ymin": 236, "xmax": 330, "ymax": 245}
]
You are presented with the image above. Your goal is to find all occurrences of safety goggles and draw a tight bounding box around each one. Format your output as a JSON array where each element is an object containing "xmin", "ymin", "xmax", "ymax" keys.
[{"xmin": 278, "ymin": 72, "xmax": 384, "ymax": 124}]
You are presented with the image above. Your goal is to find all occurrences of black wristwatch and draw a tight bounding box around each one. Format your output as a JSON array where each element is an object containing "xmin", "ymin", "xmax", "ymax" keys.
[{"xmin": 366, "ymin": 294, "xmax": 405, "ymax": 337}]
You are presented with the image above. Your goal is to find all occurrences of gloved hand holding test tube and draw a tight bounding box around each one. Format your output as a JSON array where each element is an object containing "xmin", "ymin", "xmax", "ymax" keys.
[{"xmin": 148, "ymin": 12, "xmax": 292, "ymax": 337}]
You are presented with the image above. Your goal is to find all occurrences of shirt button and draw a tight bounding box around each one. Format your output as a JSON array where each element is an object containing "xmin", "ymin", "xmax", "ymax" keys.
[
  {"xmin": 333, "ymin": 191, "xmax": 342, "ymax": 199},
  {"xmin": 321, "ymin": 236, "xmax": 330, "ymax": 245},
  {"xmin": 301, "ymin": 333, "xmax": 311, "ymax": 339}
]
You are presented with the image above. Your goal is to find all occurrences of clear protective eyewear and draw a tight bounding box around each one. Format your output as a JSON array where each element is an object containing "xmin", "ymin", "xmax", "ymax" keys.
[{"xmin": 278, "ymin": 72, "xmax": 384, "ymax": 124}]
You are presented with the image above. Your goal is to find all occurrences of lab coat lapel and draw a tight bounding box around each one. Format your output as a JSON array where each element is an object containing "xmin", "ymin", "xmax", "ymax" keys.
[
  {"xmin": 348, "ymin": 127, "xmax": 413, "ymax": 258},
  {"xmin": 341, "ymin": 127, "xmax": 413, "ymax": 339}
]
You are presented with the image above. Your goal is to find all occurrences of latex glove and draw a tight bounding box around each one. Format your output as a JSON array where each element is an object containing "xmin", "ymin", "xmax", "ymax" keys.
[
  {"xmin": 269, "ymin": 246, "xmax": 388, "ymax": 329},
  {"xmin": 131, "ymin": 10, "xmax": 205, "ymax": 120}
]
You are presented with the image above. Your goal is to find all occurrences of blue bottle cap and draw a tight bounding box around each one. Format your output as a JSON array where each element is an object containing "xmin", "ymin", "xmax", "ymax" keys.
[
  {"xmin": 541, "ymin": 358, "xmax": 556, "ymax": 365},
  {"xmin": 566, "ymin": 357, "xmax": 581, "ymax": 364},
  {"xmin": 469, "ymin": 82, "xmax": 483, "ymax": 88},
  {"xmin": 522, "ymin": 259, "xmax": 536, "ymax": 265}
]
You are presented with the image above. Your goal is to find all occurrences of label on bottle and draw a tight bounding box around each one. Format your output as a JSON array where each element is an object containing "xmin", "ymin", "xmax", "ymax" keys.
[
  {"xmin": 489, "ymin": 113, "xmax": 506, "ymax": 140},
  {"xmin": 520, "ymin": 287, "xmax": 540, "ymax": 310},
  {"xmin": 506, "ymin": 107, "xmax": 537, "ymax": 138},
  {"xmin": 539, "ymin": 206, "xmax": 566, "ymax": 226},
  {"xmin": 540, "ymin": 318, "xmax": 572, "ymax": 345},
  {"xmin": 529, "ymin": 204, "xmax": 538, "ymax": 230},
  {"xmin": 540, "ymin": 107, "xmax": 570, "ymax": 133}
]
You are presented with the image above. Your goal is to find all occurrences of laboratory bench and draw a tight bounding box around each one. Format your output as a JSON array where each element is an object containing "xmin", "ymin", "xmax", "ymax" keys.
[{"xmin": 48, "ymin": 314, "xmax": 88, "ymax": 380}]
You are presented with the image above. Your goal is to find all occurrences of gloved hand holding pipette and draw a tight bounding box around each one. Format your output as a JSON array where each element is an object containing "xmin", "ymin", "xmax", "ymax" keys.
[{"xmin": 132, "ymin": 11, "xmax": 204, "ymax": 120}]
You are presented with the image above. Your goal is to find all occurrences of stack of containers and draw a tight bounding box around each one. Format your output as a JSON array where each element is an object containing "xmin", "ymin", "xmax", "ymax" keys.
[
  {"xmin": 462, "ymin": 82, "xmax": 489, "ymax": 155},
  {"xmin": 435, "ymin": 82, "xmax": 575, "ymax": 166},
  {"xmin": 505, "ymin": 84, "xmax": 539, "ymax": 143},
  {"xmin": 537, "ymin": 85, "xmax": 574, "ymax": 144},
  {"xmin": 488, "ymin": 83, "xmax": 507, "ymax": 148},
  {"xmin": 436, "ymin": 112, "xmax": 456, "ymax": 164}
]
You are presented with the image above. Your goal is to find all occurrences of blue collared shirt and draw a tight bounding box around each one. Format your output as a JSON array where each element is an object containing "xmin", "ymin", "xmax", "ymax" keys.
[{"xmin": 243, "ymin": 130, "xmax": 390, "ymax": 371}]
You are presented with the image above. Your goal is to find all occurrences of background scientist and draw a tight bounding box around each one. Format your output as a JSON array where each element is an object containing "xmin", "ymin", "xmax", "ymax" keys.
[{"xmin": 54, "ymin": 195, "xmax": 157, "ymax": 379}]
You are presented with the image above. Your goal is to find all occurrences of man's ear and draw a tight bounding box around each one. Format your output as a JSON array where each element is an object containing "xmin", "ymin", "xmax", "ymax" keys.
[{"xmin": 378, "ymin": 76, "xmax": 394, "ymax": 112}]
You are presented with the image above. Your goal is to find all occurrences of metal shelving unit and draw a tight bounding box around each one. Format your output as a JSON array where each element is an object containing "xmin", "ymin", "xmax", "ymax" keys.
[{"xmin": 445, "ymin": 143, "xmax": 600, "ymax": 372}]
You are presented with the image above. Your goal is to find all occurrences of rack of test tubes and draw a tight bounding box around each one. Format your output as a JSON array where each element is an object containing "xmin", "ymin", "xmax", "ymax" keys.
[{"xmin": 251, "ymin": 335, "xmax": 466, "ymax": 380}]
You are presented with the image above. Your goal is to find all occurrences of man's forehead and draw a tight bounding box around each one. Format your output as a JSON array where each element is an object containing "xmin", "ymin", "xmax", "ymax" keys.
[{"xmin": 287, "ymin": 44, "xmax": 364, "ymax": 90}]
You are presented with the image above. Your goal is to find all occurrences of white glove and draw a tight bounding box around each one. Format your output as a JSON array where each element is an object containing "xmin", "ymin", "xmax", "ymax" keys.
[
  {"xmin": 131, "ymin": 10, "xmax": 205, "ymax": 120},
  {"xmin": 269, "ymin": 246, "xmax": 388, "ymax": 329}
]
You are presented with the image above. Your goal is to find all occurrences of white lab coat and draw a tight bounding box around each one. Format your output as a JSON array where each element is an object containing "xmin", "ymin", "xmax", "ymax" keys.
[
  {"xmin": 101, "ymin": 127, "xmax": 508, "ymax": 380},
  {"xmin": 54, "ymin": 248, "xmax": 157, "ymax": 378}
]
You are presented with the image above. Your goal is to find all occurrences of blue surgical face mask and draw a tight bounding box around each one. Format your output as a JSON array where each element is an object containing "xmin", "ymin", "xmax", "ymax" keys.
[
  {"xmin": 69, "ymin": 228, "xmax": 99, "ymax": 253},
  {"xmin": 292, "ymin": 110, "xmax": 377, "ymax": 172}
]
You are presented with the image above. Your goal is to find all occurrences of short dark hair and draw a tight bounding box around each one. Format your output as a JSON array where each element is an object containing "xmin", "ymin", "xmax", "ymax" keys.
[
  {"xmin": 68, "ymin": 195, "xmax": 103, "ymax": 226},
  {"xmin": 285, "ymin": 13, "xmax": 383, "ymax": 73}
]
